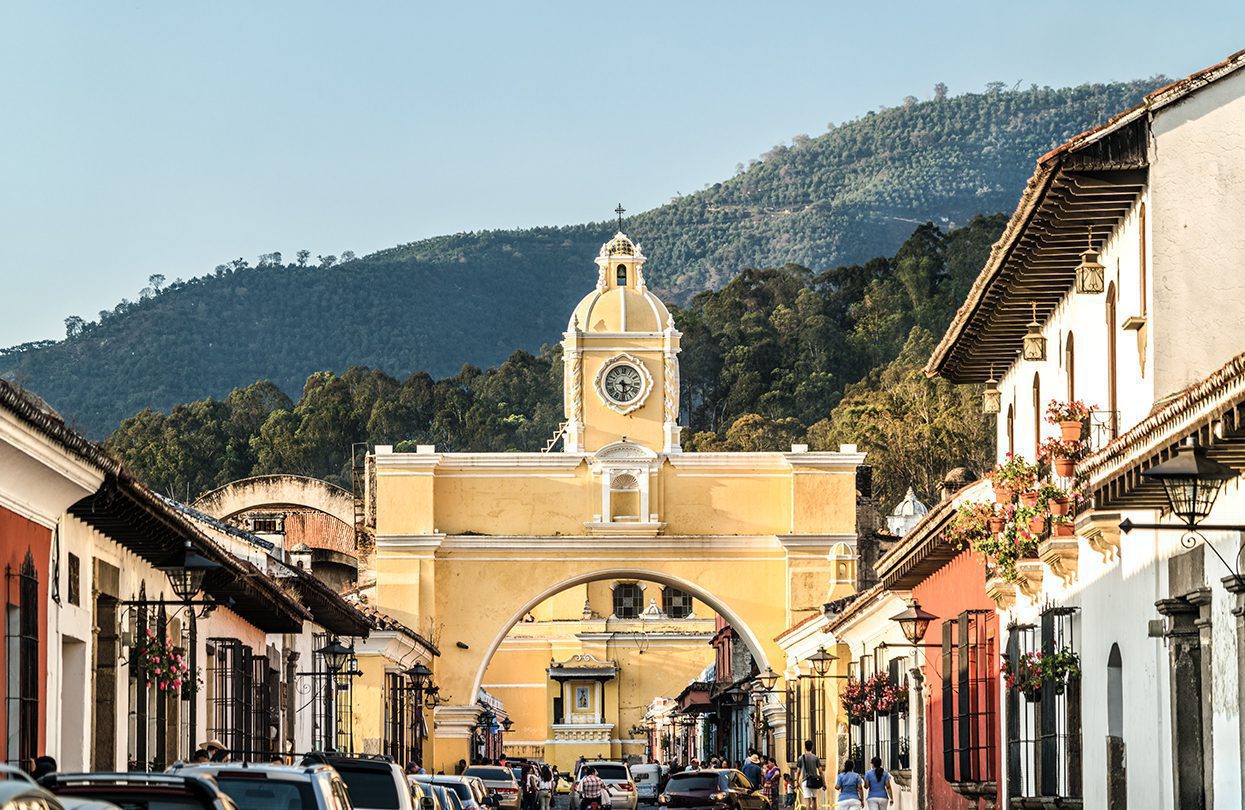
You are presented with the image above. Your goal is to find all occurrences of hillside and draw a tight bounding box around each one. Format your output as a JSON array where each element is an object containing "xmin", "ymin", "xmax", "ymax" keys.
[{"xmin": 3, "ymin": 79, "xmax": 1163, "ymax": 437}]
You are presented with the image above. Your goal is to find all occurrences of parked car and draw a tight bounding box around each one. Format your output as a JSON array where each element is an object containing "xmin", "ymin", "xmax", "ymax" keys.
[
  {"xmin": 168, "ymin": 762, "xmax": 349, "ymax": 809},
  {"xmin": 629, "ymin": 764, "xmax": 667, "ymax": 804},
  {"xmin": 41, "ymin": 771, "xmax": 238, "ymax": 810},
  {"xmin": 412, "ymin": 774, "xmax": 492, "ymax": 810},
  {"xmin": 462, "ymin": 766, "xmax": 520, "ymax": 810},
  {"xmin": 571, "ymin": 762, "xmax": 636, "ymax": 810},
  {"xmin": 410, "ymin": 779, "xmax": 442, "ymax": 810},
  {"xmin": 657, "ymin": 770, "xmax": 768, "ymax": 810},
  {"xmin": 0, "ymin": 765, "xmax": 71, "ymax": 810},
  {"xmin": 312, "ymin": 754, "xmax": 416, "ymax": 810}
]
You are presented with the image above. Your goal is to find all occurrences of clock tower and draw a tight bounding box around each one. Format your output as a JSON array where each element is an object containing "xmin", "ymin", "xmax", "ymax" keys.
[{"xmin": 561, "ymin": 230, "xmax": 681, "ymax": 454}]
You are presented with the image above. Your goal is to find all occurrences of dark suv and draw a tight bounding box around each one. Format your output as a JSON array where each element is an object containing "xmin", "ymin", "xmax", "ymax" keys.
[
  {"xmin": 41, "ymin": 772, "xmax": 239, "ymax": 809},
  {"xmin": 658, "ymin": 770, "xmax": 769, "ymax": 810},
  {"xmin": 313, "ymin": 753, "xmax": 415, "ymax": 810}
]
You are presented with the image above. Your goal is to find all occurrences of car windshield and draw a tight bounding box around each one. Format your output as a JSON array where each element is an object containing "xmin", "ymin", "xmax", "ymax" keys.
[
  {"xmin": 593, "ymin": 766, "xmax": 630, "ymax": 781},
  {"xmin": 667, "ymin": 774, "xmax": 724, "ymax": 791},
  {"xmin": 214, "ymin": 776, "xmax": 315, "ymax": 810},
  {"xmin": 334, "ymin": 767, "xmax": 401, "ymax": 808},
  {"xmin": 464, "ymin": 767, "xmax": 513, "ymax": 782}
]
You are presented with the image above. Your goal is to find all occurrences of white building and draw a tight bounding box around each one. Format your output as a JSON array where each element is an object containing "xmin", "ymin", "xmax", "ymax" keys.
[{"xmin": 927, "ymin": 50, "xmax": 1245, "ymax": 809}]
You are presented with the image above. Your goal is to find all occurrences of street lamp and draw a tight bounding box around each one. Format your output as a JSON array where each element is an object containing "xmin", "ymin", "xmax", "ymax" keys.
[
  {"xmin": 757, "ymin": 667, "xmax": 779, "ymax": 692},
  {"xmin": 317, "ymin": 638, "xmax": 353, "ymax": 674},
  {"xmin": 501, "ymin": 717, "xmax": 514, "ymax": 732},
  {"xmin": 160, "ymin": 540, "xmax": 220, "ymax": 601},
  {"xmin": 889, "ymin": 602, "xmax": 938, "ymax": 645},
  {"xmin": 1142, "ymin": 442, "xmax": 1237, "ymax": 526},
  {"xmin": 807, "ymin": 647, "xmax": 836, "ymax": 678}
]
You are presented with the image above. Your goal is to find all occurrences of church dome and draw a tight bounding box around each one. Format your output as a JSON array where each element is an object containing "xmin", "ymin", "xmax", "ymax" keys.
[
  {"xmin": 886, "ymin": 486, "xmax": 929, "ymax": 538},
  {"xmin": 568, "ymin": 231, "xmax": 672, "ymax": 333},
  {"xmin": 600, "ymin": 231, "xmax": 643, "ymax": 259}
]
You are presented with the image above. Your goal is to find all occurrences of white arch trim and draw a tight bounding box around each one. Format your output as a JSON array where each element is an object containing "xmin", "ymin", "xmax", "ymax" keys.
[{"xmin": 470, "ymin": 567, "xmax": 771, "ymax": 699}]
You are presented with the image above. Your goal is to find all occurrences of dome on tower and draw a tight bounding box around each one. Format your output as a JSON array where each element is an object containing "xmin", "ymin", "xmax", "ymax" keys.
[
  {"xmin": 887, "ymin": 486, "xmax": 929, "ymax": 537},
  {"xmin": 568, "ymin": 231, "xmax": 672, "ymax": 334},
  {"xmin": 600, "ymin": 231, "xmax": 644, "ymax": 259}
]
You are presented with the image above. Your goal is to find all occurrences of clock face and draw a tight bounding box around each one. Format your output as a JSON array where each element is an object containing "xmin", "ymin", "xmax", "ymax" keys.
[{"xmin": 604, "ymin": 363, "xmax": 644, "ymax": 403}]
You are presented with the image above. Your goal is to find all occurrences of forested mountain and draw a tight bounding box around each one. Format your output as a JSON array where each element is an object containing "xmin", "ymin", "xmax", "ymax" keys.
[
  {"xmin": 105, "ymin": 216, "xmax": 1004, "ymax": 507},
  {"xmin": 3, "ymin": 79, "xmax": 1162, "ymax": 437}
]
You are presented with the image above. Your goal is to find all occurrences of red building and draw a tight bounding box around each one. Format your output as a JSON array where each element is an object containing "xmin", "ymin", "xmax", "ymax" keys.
[{"xmin": 872, "ymin": 478, "xmax": 1002, "ymax": 810}]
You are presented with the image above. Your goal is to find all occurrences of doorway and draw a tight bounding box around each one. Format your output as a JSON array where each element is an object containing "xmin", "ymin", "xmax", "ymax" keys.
[{"xmin": 61, "ymin": 637, "xmax": 87, "ymax": 770}]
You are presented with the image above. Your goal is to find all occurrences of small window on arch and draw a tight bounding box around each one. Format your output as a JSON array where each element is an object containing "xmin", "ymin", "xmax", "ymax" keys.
[
  {"xmin": 613, "ymin": 582, "xmax": 642, "ymax": 619},
  {"xmin": 617, "ymin": 264, "xmax": 627, "ymax": 286},
  {"xmin": 663, "ymin": 587, "xmax": 692, "ymax": 619}
]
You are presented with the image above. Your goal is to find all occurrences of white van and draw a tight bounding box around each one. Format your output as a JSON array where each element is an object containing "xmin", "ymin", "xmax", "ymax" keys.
[{"xmin": 629, "ymin": 764, "xmax": 667, "ymax": 803}]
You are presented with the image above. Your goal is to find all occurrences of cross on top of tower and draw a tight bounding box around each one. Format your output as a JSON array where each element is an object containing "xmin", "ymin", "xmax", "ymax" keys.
[{"xmin": 615, "ymin": 203, "xmax": 625, "ymax": 231}]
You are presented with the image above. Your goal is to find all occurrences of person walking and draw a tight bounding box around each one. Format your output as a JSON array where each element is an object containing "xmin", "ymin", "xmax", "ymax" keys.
[
  {"xmin": 578, "ymin": 766, "xmax": 605, "ymax": 810},
  {"xmin": 832, "ymin": 761, "xmax": 863, "ymax": 810},
  {"xmin": 794, "ymin": 741, "xmax": 824, "ymax": 810},
  {"xmin": 538, "ymin": 765, "xmax": 554, "ymax": 810},
  {"xmin": 862, "ymin": 758, "xmax": 891, "ymax": 809},
  {"xmin": 522, "ymin": 764, "xmax": 540, "ymax": 810},
  {"xmin": 761, "ymin": 757, "xmax": 781, "ymax": 807}
]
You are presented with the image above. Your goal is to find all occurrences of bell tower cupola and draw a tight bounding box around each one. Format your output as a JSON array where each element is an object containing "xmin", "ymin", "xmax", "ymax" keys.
[{"xmin": 562, "ymin": 213, "xmax": 682, "ymax": 454}]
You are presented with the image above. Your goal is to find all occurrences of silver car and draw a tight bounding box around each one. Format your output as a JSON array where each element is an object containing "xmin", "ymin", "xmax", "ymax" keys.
[
  {"xmin": 572, "ymin": 762, "xmax": 637, "ymax": 810},
  {"xmin": 413, "ymin": 775, "xmax": 491, "ymax": 810},
  {"xmin": 462, "ymin": 766, "xmax": 520, "ymax": 810},
  {"xmin": 169, "ymin": 762, "xmax": 350, "ymax": 809}
]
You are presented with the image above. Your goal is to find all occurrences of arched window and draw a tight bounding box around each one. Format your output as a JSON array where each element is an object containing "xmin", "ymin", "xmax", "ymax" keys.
[
  {"xmin": 1032, "ymin": 372, "xmax": 1041, "ymax": 457},
  {"xmin": 617, "ymin": 264, "xmax": 627, "ymax": 286},
  {"xmin": 1064, "ymin": 332, "xmax": 1075, "ymax": 400},
  {"xmin": 1006, "ymin": 404, "xmax": 1015, "ymax": 457},
  {"xmin": 1107, "ymin": 643, "xmax": 1123, "ymax": 737},
  {"xmin": 1107, "ymin": 283, "xmax": 1118, "ymax": 437},
  {"xmin": 613, "ymin": 582, "xmax": 643, "ymax": 619},
  {"xmin": 662, "ymin": 587, "xmax": 693, "ymax": 619},
  {"xmin": 1138, "ymin": 202, "xmax": 1147, "ymax": 316}
]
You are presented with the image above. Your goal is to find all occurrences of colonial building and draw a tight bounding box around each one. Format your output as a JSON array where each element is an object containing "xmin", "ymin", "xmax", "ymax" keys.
[
  {"xmin": 365, "ymin": 231, "xmax": 865, "ymax": 772},
  {"xmin": 928, "ymin": 50, "xmax": 1245, "ymax": 809}
]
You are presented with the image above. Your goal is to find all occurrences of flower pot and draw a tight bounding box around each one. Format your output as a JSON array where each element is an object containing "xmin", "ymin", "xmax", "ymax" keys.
[
  {"xmin": 1029, "ymin": 515, "xmax": 1047, "ymax": 534},
  {"xmin": 1048, "ymin": 497, "xmax": 1070, "ymax": 516},
  {"xmin": 1060, "ymin": 420, "xmax": 1084, "ymax": 441},
  {"xmin": 993, "ymin": 483, "xmax": 1013, "ymax": 504},
  {"xmin": 1053, "ymin": 457, "xmax": 1076, "ymax": 477},
  {"xmin": 1053, "ymin": 521, "xmax": 1075, "ymax": 538},
  {"xmin": 875, "ymin": 708, "xmax": 891, "ymax": 718},
  {"xmin": 1054, "ymin": 681, "xmax": 1066, "ymax": 696},
  {"xmin": 1019, "ymin": 491, "xmax": 1039, "ymax": 508},
  {"xmin": 849, "ymin": 716, "xmax": 864, "ymax": 726},
  {"xmin": 1022, "ymin": 686, "xmax": 1042, "ymax": 703},
  {"xmin": 988, "ymin": 517, "xmax": 1006, "ymax": 535}
]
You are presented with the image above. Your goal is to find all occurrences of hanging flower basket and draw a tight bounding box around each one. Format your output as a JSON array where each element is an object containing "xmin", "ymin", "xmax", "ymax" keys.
[
  {"xmin": 130, "ymin": 629, "xmax": 189, "ymax": 695},
  {"xmin": 1053, "ymin": 457, "xmax": 1076, "ymax": 477},
  {"xmin": 1059, "ymin": 421, "xmax": 1084, "ymax": 442},
  {"xmin": 1045, "ymin": 399, "xmax": 1097, "ymax": 438},
  {"xmin": 1022, "ymin": 686, "xmax": 1042, "ymax": 703}
]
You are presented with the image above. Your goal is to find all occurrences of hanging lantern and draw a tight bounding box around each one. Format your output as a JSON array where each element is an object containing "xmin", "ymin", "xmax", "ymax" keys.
[
  {"xmin": 1075, "ymin": 228, "xmax": 1105, "ymax": 294},
  {"xmin": 1022, "ymin": 303, "xmax": 1047, "ymax": 361},
  {"xmin": 982, "ymin": 365, "xmax": 1002, "ymax": 414}
]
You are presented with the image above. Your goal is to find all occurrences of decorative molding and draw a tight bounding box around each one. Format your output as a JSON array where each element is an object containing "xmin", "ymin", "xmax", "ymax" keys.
[
  {"xmin": 1077, "ymin": 511, "xmax": 1121, "ymax": 562},
  {"xmin": 985, "ymin": 577, "xmax": 1017, "ymax": 611},
  {"xmin": 1038, "ymin": 537, "xmax": 1079, "ymax": 585},
  {"xmin": 584, "ymin": 521, "xmax": 665, "ymax": 537},
  {"xmin": 1015, "ymin": 560, "xmax": 1044, "ymax": 603}
]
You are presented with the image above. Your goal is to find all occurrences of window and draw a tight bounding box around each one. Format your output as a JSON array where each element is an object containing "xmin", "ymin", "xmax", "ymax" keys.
[
  {"xmin": 1005, "ymin": 608, "xmax": 1081, "ymax": 801},
  {"xmin": 1138, "ymin": 202, "xmax": 1147, "ymax": 316},
  {"xmin": 208, "ymin": 638, "xmax": 260, "ymax": 758},
  {"xmin": 940, "ymin": 610, "xmax": 997, "ymax": 785},
  {"xmin": 613, "ymin": 583, "xmax": 643, "ymax": 619},
  {"xmin": 617, "ymin": 264, "xmax": 628, "ymax": 286},
  {"xmin": 250, "ymin": 514, "xmax": 282, "ymax": 534},
  {"xmin": 6, "ymin": 552, "xmax": 38, "ymax": 766},
  {"xmin": 67, "ymin": 553, "xmax": 80, "ymax": 606},
  {"xmin": 1064, "ymin": 333, "xmax": 1075, "ymax": 401},
  {"xmin": 1106, "ymin": 283, "xmax": 1118, "ymax": 437},
  {"xmin": 385, "ymin": 670, "xmax": 423, "ymax": 766},
  {"xmin": 663, "ymin": 587, "xmax": 692, "ymax": 619},
  {"xmin": 1032, "ymin": 373, "xmax": 1041, "ymax": 458},
  {"xmin": 847, "ymin": 653, "xmax": 909, "ymax": 774}
]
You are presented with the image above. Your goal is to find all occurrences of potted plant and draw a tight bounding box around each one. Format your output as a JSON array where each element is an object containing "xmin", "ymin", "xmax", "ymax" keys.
[
  {"xmin": 1045, "ymin": 646, "xmax": 1081, "ymax": 695},
  {"xmin": 1039, "ymin": 437, "xmax": 1086, "ymax": 478},
  {"xmin": 841, "ymin": 677, "xmax": 869, "ymax": 724},
  {"xmin": 865, "ymin": 672, "xmax": 907, "ymax": 717},
  {"xmin": 1051, "ymin": 514, "xmax": 1075, "ymax": 538},
  {"xmin": 990, "ymin": 454, "xmax": 1038, "ymax": 504},
  {"xmin": 947, "ymin": 501, "xmax": 995, "ymax": 550},
  {"xmin": 1003, "ymin": 651, "xmax": 1044, "ymax": 701},
  {"xmin": 130, "ymin": 628, "xmax": 189, "ymax": 696},
  {"xmin": 1046, "ymin": 399, "xmax": 1097, "ymax": 441}
]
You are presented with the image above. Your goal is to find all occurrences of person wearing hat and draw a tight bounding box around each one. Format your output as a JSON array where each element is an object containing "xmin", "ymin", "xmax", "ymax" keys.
[{"xmin": 198, "ymin": 739, "xmax": 229, "ymax": 762}]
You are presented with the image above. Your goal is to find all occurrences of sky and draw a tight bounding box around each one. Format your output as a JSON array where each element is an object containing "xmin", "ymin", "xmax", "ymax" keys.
[{"xmin": 1, "ymin": 1, "xmax": 1243, "ymax": 347}]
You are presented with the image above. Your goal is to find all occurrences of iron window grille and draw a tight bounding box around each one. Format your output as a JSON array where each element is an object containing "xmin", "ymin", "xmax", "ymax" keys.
[
  {"xmin": 785, "ymin": 684, "xmax": 799, "ymax": 765},
  {"xmin": 385, "ymin": 671, "xmax": 423, "ymax": 766},
  {"xmin": 5, "ymin": 553, "xmax": 39, "ymax": 767},
  {"xmin": 940, "ymin": 609, "xmax": 998, "ymax": 784},
  {"xmin": 1006, "ymin": 608, "xmax": 1082, "ymax": 800},
  {"xmin": 67, "ymin": 553, "xmax": 80, "ymax": 607},
  {"xmin": 663, "ymin": 587, "xmax": 693, "ymax": 619},
  {"xmin": 208, "ymin": 638, "xmax": 260, "ymax": 757},
  {"xmin": 613, "ymin": 583, "xmax": 643, "ymax": 619}
]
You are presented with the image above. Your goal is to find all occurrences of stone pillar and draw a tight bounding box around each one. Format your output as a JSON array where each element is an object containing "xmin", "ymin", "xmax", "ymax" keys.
[
  {"xmin": 908, "ymin": 651, "xmax": 927, "ymax": 810},
  {"xmin": 1223, "ymin": 574, "xmax": 1245, "ymax": 810},
  {"xmin": 433, "ymin": 704, "xmax": 484, "ymax": 774},
  {"xmin": 1156, "ymin": 598, "xmax": 1206, "ymax": 810},
  {"xmin": 761, "ymin": 698, "xmax": 788, "ymax": 772}
]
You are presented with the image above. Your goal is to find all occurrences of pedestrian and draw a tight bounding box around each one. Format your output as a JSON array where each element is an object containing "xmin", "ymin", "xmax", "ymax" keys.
[
  {"xmin": 456, "ymin": 758, "xmax": 468, "ymax": 775},
  {"xmin": 832, "ymin": 761, "xmax": 863, "ymax": 810},
  {"xmin": 862, "ymin": 758, "xmax": 891, "ymax": 810},
  {"xmin": 742, "ymin": 753, "xmax": 763, "ymax": 792},
  {"xmin": 577, "ymin": 766, "xmax": 605, "ymax": 810},
  {"xmin": 762, "ymin": 757, "xmax": 781, "ymax": 806},
  {"xmin": 198, "ymin": 738, "xmax": 228, "ymax": 762},
  {"xmin": 31, "ymin": 756, "xmax": 57, "ymax": 781},
  {"xmin": 794, "ymin": 740, "xmax": 823, "ymax": 810},
  {"xmin": 191, "ymin": 749, "xmax": 211, "ymax": 764},
  {"xmin": 538, "ymin": 764, "xmax": 553, "ymax": 810}
]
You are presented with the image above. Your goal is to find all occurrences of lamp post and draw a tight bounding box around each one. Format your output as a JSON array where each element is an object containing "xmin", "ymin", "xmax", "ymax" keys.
[
  {"xmin": 888, "ymin": 601, "xmax": 938, "ymax": 810},
  {"xmin": 317, "ymin": 637, "xmax": 351, "ymax": 751},
  {"xmin": 405, "ymin": 663, "xmax": 432, "ymax": 763},
  {"xmin": 158, "ymin": 540, "xmax": 220, "ymax": 755},
  {"xmin": 1118, "ymin": 440, "xmax": 1245, "ymax": 589}
]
